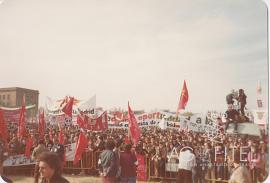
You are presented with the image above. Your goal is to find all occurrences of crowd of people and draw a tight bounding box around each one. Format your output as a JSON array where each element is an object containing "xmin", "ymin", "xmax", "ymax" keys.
[
  {"xmin": 0, "ymin": 121, "xmax": 268, "ymax": 183},
  {"xmin": 0, "ymin": 88, "xmax": 268, "ymax": 183}
]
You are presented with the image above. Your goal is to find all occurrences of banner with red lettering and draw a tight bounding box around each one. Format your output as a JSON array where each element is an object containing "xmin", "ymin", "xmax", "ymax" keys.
[
  {"xmin": 0, "ymin": 105, "xmax": 36, "ymax": 123},
  {"xmin": 136, "ymin": 154, "xmax": 147, "ymax": 181}
]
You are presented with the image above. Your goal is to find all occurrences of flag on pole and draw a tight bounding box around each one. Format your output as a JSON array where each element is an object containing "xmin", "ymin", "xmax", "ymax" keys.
[
  {"xmin": 176, "ymin": 80, "xmax": 189, "ymax": 115},
  {"xmin": 62, "ymin": 97, "xmax": 74, "ymax": 118},
  {"xmin": 58, "ymin": 123, "xmax": 64, "ymax": 145},
  {"xmin": 124, "ymin": 135, "xmax": 130, "ymax": 144},
  {"xmin": 128, "ymin": 102, "xmax": 141, "ymax": 145},
  {"xmin": 18, "ymin": 94, "xmax": 26, "ymax": 138},
  {"xmin": 38, "ymin": 110, "xmax": 45, "ymax": 138},
  {"xmin": 77, "ymin": 113, "xmax": 87, "ymax": 128},
  {"xmin": 24, "ymin": 137, "xmax": 33, "ymax": 159},
  {"xmin": 73, "ymin": 133, "xmax": 88, "ymax": 165},
  {"xmin": 94, "ymin": 111, "xmax": 108, "ymax": 131},
  {"xmin": 49, "ymin": 127, "xmax": 53, "ymax": 141},
  {"xmin": 0, "ymin": 109, "xmax": 8, "ymax": 142}
]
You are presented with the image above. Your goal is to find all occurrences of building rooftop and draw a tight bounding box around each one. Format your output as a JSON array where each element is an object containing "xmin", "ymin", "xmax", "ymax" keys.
[{"xmin": 0, "ymin": 87, "xmax": 39, "ymax": 93}]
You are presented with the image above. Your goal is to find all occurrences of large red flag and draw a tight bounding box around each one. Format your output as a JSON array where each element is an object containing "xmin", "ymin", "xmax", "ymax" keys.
[
  {"xmin": 73, "ymin": 133, "xmax": 88, "ymax": 165},
  {"xmin": 18, "ymin": 95, "xmax": 26, "ymax": 138},
  {"xmin": 128, "ymin": 102, "xmax": 141, "ymax": 145},
  {"xmin": 76, "ymin": 111, "xmax": 87, "ymax": 128},
  {"xmin": 0, "ymin": 109, "xmax": 8, "ymax": 142},
  {"xmin": 76, "ymin": 114, "xmax": 85, "ymax": 128},
  {"xmin": 38, "ymin": 111, "xmax": 45, "ymax": 138},
  {"xmin": 25, "ymin": 137, "xmax": 33, "ymax": 159},
  {"xmin": 62, "ymin": 97, "xmax": 74, "ymax": 118},
  {"xmin": 177, "ymin": 80, "xmax": 189, "ymax": 112}
]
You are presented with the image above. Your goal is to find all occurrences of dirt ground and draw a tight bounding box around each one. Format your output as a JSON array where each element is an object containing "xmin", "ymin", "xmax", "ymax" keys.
[
  {"xmin": 9, "ymin": 175, "xmax": 159, "ymax": 183},
  {"xmin": 10, "ymin": 175, "xmax": 103, "ymax": 183}
]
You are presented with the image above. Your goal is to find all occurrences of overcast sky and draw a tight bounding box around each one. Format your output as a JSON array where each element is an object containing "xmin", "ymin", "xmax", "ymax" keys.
[{"xmin": 0, "ymin": 0, "xmax": 268, "ymax": 113}]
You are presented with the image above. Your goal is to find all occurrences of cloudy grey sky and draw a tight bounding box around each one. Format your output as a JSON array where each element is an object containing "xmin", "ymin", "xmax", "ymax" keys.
[{"xmin": 0, "ymin": 0, "xmax": 268, "ymax": 112}]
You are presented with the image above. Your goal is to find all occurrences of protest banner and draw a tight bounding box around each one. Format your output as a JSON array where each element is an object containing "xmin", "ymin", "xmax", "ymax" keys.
[{"xmin": 0, "ymin": 105, "xmax": 36, "ymax": 123}]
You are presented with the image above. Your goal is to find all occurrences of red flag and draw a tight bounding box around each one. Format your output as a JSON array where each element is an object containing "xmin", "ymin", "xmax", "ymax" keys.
[
  {"xmin": 177, "ymin": 80, "xmax": 189, "ymax": 112},
  {"xmin": 124, "ymin": 135, "xmax": 130, "ymax": 144},
  {"xmin": 62, "ymin": 97, "xmax": 74, "ymax": 118},
  {"xmin": 113, "ymin": 111, "xmax": 126, "ymax": 124},
  {"xmin": 73, "ymin": 133, "xmax": 88, "ymax": 165},
  {"xmin": 24, "ymin": 137, "xmax": 33, "ymax": 159},
  {"xmin": 94, "ymin": 111, "xmax": 108, "ymax": 131},
  {"xmin": 38, "ymin": 111, "xmax": 45, "ymax": 138},
  {"xmin": 18, "ymin": 95, "xmax": 26, "ymax": 138},
  {"xmin": 77, "ymin": 112, "xmax": 87, "ymax": 128},
  {"xmin": 49, "ymin": 127, "xmax": 53, "ymax": 141},
  {"xmin": 128, "ymin": 102, "xmax": 141, "ymax": 145},
  {"xmin": 58, "ymin": 124, "xmax": 64, "ymax": 145},
  {"xmin": 0, "ymin": 109, "xmax": 8, "ymax": 142}
]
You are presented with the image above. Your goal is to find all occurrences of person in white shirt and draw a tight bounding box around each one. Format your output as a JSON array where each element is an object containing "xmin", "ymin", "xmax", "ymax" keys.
[
  {"xmin": 229, "ymin": 152, "xmax": 252, "ymax": 183},
  {"xmin": 177, "ymin": 147, "xmax": 196, "ymax": 183}
]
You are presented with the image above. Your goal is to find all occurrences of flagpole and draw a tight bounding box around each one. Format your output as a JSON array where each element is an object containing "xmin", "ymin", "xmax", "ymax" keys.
[{"xmin": 127, "ymin": 101, "xmax": 131, "ymax": 143}]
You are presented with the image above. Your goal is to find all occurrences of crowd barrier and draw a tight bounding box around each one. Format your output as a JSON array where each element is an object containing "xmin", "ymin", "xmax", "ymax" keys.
[
  {"xmin": 2, "ymin": 151, "xmax": 264, "ymax": 183},
  {"xmin": 146, "ymin": 157, "xmax": 240, "ymax": 183},
  {"xmin": 63, "ymin": 151, "xmax": 101, "ymax": 175},
  {"xmin": 4, "ymin": 164, "xmax": 35, "ymax": 176}
]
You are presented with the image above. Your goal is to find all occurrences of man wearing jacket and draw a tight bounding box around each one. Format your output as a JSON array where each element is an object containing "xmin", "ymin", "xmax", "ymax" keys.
[
  {"xmin": 120, "ymin": 144, "xmax": 138, "ymax": 183},
  {"xmin": 99, "ymin": 140, "xmax": 118, "ymax": 183}
]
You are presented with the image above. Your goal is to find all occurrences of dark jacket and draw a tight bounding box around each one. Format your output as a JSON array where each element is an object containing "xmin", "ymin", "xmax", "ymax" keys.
[
  {"xmin": 99, "ymin": 150, "xmax": 118, "ymax": 177},
  {"xmin": 120, "ymin": 151, "xmax": 137, "ymax": 177},
  {"xmin": 225, "ymin": 109, "xmax": 239, "ymax": 121},
  {"xmin": 51, "ymin": 144, "xmax": 65, "ymax": 161},
  {"xmin": 238, "ymin": 93, "xmax": 247, "ymax": 105}
]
